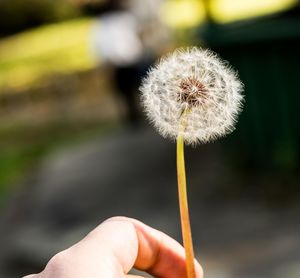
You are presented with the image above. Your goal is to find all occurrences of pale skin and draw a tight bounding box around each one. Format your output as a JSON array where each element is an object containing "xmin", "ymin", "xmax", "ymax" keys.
[{"xmin": 23, "ymin": 216, "xmax": 203, "ymax": 278}]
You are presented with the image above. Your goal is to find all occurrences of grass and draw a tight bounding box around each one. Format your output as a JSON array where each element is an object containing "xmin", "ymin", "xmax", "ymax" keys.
[{"xmin": 0, "ymin": 18, "xmax": 96, "ymax": 91}]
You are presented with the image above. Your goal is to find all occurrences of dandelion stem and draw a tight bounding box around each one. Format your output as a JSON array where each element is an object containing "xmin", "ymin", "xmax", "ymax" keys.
[{"xmin": 177, "ymin": 134, "xmax": 195, "ymax": 278}]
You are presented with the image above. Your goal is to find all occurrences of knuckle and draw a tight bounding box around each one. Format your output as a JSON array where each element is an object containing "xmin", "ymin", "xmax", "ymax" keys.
[
  {"xmin": 44, "ymin": 251, "xmax": 69, "ymax": 276},
  {"xmin": 197, "ymin": 264, "xmax": 204, "ymax": 278},
  {"xmin": 105, "ymin": 216, "xmax": 131, "ymax": 223}
]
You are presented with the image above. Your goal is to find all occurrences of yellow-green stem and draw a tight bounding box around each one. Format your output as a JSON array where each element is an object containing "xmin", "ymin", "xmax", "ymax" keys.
[{"xmin": 177, "ymin": 134, "xmax": 195, "ymax": 278}]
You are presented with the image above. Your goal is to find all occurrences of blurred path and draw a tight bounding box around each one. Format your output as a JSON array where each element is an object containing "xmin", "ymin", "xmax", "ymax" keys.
[{"xmin": 0, "ymin": 125, "xmax": 300, "ymax": 277}]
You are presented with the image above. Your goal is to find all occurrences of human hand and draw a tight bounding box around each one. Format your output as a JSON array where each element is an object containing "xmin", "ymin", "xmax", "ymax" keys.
[{"xmin": 23, "ymin": 216, "xmax": 203, "ymax": 278}]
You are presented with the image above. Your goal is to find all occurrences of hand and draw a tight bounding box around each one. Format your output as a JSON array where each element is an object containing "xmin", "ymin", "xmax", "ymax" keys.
[{"xmin": 23, "ymin": 216, "xmax": 203, "ymax": 278}]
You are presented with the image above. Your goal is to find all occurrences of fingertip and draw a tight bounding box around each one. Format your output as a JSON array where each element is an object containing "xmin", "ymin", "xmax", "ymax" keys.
[
  {"xmin": 194, "ymin": 258, "xmax": 204, "ymax": 278},
  {"xmin": 103, "ymin": 216, "xmax": 133, "ymax": 223}
]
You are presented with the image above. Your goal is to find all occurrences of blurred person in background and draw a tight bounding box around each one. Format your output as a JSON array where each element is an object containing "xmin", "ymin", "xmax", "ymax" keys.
[{"xmin": 90, "ymin": 0, "xmax": 173, "ymax": 124}]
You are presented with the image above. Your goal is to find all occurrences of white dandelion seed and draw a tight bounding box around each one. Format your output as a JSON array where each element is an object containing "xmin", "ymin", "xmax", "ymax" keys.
[{"xmin": 140, "ymin": 47, "xmax": 244, "ymax": 145}]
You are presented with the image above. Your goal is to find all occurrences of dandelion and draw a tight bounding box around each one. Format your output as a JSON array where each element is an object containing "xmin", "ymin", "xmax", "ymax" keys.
[
  {"xmin": 140, "ymin": 47, "xmax": 244, "ymax": 278},
  {"xmin": 140, "ymin": 47, "xmax": 243, "ymax": 145}
]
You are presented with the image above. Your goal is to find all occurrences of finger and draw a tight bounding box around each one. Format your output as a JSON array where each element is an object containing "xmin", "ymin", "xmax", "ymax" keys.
[
  {"xmin": 79, "ymin": 216, "xmax": 203, "ymax": 278},
  {"xmin": 124, "ymin": 217, "xmax": 202, "ymax": 278},
  {"xmin": 39, "ymin": 216, "xmax": 203, "ymax": 278},
  {"xmin": 58, "ymin": 217, "xmax": 139, "ymax": 277},
  {"xmin": 103, "ymin": 217, "xmax": 203, "ymax": 278}
]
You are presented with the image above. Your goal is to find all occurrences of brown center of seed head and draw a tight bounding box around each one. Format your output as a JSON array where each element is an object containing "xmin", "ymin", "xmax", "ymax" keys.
[{"xmin": 178, "ymin": 77, "xmax": 208, "ymax": 107}]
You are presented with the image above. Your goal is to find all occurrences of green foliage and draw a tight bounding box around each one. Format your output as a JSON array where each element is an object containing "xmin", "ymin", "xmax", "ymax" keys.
[{"xmin": 0, "ymin": 18, "xmax": 96, "ymax": 91}]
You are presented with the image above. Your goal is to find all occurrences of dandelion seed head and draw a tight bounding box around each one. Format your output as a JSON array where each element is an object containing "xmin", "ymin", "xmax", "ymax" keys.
[{"xmin": 140, "ymin": 47, "xmax": 244, "ymax": 145}]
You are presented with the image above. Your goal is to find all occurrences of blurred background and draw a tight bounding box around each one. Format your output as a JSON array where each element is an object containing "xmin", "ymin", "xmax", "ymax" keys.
[{"xmin": 0, "ymin": 0, "xmax": 300, "ymax": 277}]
